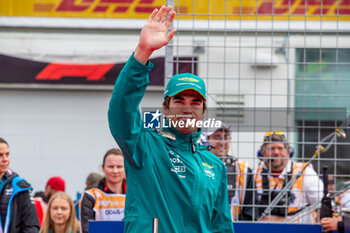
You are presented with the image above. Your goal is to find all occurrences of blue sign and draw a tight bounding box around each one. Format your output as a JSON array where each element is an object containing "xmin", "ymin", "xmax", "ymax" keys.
[{"xmin": 89, "ymin": 221, "xmax": 323, "ymax": 233}]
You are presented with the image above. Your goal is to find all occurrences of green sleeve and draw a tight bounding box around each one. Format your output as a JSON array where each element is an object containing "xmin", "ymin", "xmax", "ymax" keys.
[{"xmin": 108, "ymin": 54, "xmax": 153, "ymax": 167}]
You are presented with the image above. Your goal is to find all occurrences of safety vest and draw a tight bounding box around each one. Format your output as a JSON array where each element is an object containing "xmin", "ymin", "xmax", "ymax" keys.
[
  {"xmin": 254, "ymin": 161, "xmax": 311, "ymax": 222},
  {"xmin": 228, "ymin": 160, "xmax": 249, "ymax": 221},
  {"xmin": 84, "ymin": 188, "xmax": 125, "ymax": 221}
]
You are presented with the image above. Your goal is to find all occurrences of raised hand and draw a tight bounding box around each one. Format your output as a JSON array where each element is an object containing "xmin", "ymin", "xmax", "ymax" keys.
[{"xmin": 134, "ymin": 5, "xmax": 177, "ymax": 64}]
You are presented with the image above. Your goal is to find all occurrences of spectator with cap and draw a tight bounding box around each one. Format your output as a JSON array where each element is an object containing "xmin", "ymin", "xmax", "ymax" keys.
[
  {"xmin": 34, "ymin": 176, "xmax": 66, "ymax": 225},
  {"xmin": 0, "ymin": 137, "xmax": 40, "ymax": 232},
  {"xmin": 107, "ymin": 5, "xmax": 233, "ymax": 233},
  {"xmin": 35, "ymin": 176, "xmax": 66, "ymax": 204},
  {"xmin": 203, "ymin": 121, "xmax": 256, "ymax": 221},
  {"xmin": 254, "ymin": 131, "xmax": 323, "ymax": 223}
]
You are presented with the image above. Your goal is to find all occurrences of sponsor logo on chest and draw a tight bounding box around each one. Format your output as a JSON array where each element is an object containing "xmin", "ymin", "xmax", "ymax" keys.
[
  {"xmin": 202, "ymin": 162, "xmax": 216, "ymax": 180},
  {"xmin": 168, "ymin": 150, "xmax": 187, "ymax": 178},
  {"xmin": 5, "ymin": 188, "xmax": 13, "ymax": 196}
]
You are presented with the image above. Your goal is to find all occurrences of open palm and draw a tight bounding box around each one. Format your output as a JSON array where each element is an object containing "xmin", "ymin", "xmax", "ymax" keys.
[{"xmin": 138, "ymin": 6, "xmax": 177, "ymax": 52}]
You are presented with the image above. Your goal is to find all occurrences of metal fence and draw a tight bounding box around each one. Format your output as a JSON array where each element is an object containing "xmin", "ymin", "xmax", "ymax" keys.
[{"xmin": 166, "ymin": 0, "xmax": 350, "ymax": 223}]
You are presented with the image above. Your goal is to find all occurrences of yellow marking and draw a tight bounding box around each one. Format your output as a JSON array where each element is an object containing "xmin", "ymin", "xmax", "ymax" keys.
[
  {"xmin": 202, "ymin": 162, "xmax": 214, "ymax": 169},
  {"xmin": 178, "ymin": 77, "xmax": 199, "ymax": 82}
]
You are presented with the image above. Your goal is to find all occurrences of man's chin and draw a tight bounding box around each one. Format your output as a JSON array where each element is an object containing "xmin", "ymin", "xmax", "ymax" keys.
[
  {"xmin": 0, "ymin": 168, "xmax": 8, "ymax": 174},
  {"xmin": 271, "ymin": 163, "xmax": 284, "ymax": 171},
  {"xmin": 176, "ymin": 126, "xmax": 197, "ymax": 134}
]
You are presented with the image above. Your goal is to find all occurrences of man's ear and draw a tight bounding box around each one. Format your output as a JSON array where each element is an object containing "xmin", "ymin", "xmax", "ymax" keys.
[
  {"xmin": 162, "ymin": 103, "xmax": 168, "ymax": 120},
  {"xmin": 200, "ymin": 108, "xmax": 206, "ymax": 120}
]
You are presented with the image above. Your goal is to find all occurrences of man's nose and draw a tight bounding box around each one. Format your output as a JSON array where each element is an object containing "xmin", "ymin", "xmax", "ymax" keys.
[
  {"xmin": 182, "ymin": 107, "xmax": 193, "ymax": 115},
  {"xmin": 272, "ymin": 148, "xmax": 280, "ymax": 154},
  {"xmin": 216, "ymin": 139, "xmax": 224, "ymax": 144}
]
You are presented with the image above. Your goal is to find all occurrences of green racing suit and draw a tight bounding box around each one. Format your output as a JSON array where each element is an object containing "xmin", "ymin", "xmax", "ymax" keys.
[{"xmin": 108, "ymin": 54, "xmax": 234, "ymax": 233}]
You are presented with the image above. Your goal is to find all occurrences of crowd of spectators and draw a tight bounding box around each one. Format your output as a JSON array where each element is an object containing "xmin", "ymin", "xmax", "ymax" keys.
[
  {"xmin": 0, "ymin": 137, "xmax": 127, "ymax": 233},
  {"xmin": 2, "ymin": 127, "xmax": 349, "ymax": 233},
  {"xmin": 1, "ymin": 5, "xmax": 349, "ymax": 233}
]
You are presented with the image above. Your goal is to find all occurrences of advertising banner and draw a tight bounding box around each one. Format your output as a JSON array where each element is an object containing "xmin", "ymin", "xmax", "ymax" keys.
[
  {"xmin": 0, "ymin": 54, "xmax": 196, "ymax": 87},
  {"xmin": 0, "ymin": 0, "xmax": 349, "ymax": 21}
]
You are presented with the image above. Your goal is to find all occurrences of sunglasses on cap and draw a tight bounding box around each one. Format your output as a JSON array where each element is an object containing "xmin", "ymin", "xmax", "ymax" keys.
[{"xmin": 264, "ymin": 131, "xmax": 286, "ymax": 141}]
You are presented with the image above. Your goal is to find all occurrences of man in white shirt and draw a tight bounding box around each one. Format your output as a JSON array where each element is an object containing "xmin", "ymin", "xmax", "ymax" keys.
[{"xmin": 254, "ymin": 131, "xmax": 324, "ymax": 223}]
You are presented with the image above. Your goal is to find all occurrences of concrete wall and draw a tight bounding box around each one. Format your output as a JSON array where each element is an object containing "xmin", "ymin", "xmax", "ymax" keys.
[{"xmin": 0, "ymin": 88, "xmax": 163, "ymax": 197}]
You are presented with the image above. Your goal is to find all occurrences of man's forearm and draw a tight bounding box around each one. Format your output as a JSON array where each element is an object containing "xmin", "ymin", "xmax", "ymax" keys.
[{"xmin": 134, "ymin": 45, "xmax": 153, "ymax": 65}]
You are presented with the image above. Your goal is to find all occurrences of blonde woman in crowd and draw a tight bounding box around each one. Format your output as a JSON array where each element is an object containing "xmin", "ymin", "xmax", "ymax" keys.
[{"xmin": 40, "ymin": 192, "xmax": 80, "ymax": 233}]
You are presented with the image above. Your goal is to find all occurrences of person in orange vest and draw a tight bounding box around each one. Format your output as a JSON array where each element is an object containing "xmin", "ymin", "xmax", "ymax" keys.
[
  {"xmin": 255, "ymin": 131, "xmax": 324, "ymax": 223},
  {"xmin": 203, "ymin": 121, "xmax": 256, "ymax": 221},
  {"xmin": 79, "ymin": 148, "xmax": 126, "ymax": 233}
]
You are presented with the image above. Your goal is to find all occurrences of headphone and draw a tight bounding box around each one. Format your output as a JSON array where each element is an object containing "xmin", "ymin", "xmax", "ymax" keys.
[{"xmin": 257, "ymin": 131, "xmax": 294, "ymax": 159}]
